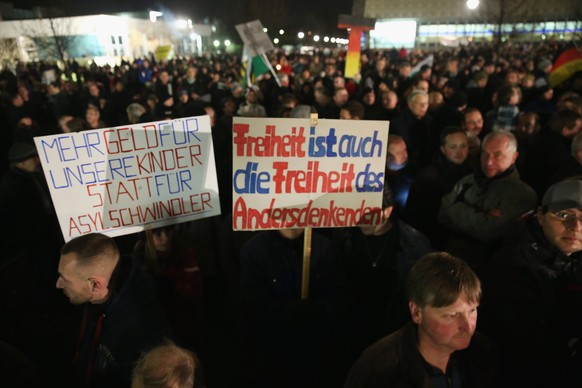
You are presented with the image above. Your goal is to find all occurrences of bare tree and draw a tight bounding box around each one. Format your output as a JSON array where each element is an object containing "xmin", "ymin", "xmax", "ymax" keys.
[
  {"xmin": 0, "ymin": 38, "xmax": 19, "ymax": 71},
  {"xmin": 16, "ymin": 6, "xmax": 74, "ymax": 73},
  {"xmin": 482, "ymin": 0, "xmax": 531, "ymax": 46}
]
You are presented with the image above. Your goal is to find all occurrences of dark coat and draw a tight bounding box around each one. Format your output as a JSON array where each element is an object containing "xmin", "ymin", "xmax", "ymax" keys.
[
  {"xmin": 480, "ymin": 216, "xmax": 582, "ymax": 388},
  {"xmin": 404, "ymin": 156, "xmax": 473, "ymax": 249},
  {"xmin": 438, "ymin": 167, "xmax": 537, "ymax": 273},
  {"xmin": 76, "ymin": 256, "xmax": 171, "ymax": 388},
  {"xmin": 0, "ymin": 167, "xmax": 61, "ymax": 263},
  {"xmin": 344, "ymin": 321, "xmax": 501, "ymax": 388},
  {"xmin": 390, "ymin": 108, "xmax": 434, "ymax": 169},
  {"xmin": 239, "ymin": 230, "xmax": 338, "ymax": 353},
  {"xmin": 239, "ymin": 230, "xmax": 342, "ymax": 387},
  {"xmin": 521, "ymin": 130, "xmax": 572, "ymax": 197},
  {"xmin": 336, "ymin": 221, "xmax": 432, "ymax": 355}
]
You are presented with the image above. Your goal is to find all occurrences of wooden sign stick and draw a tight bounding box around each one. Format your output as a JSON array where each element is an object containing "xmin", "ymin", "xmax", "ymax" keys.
[{"xmin": 301, "ymin": 113, "xmax": 319, "ymax": 300}]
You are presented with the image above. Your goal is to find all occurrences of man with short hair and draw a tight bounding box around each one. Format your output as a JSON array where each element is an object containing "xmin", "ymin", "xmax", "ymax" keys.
[
  {"xmin": 339, "ymin": 101, "xmax": 365, "ymax": 120},
  {"xmin": 344, "ymin": 252, "xmax": 500, "ymax": 388},
  {"xmin": 462, "ymin": 107, "xmax": 485, "ymax": 138},
  {"xmin": 331, "ymin": 87, "xmax": 350, "ymax": 118},
  {"xmin": 56, "ymin": 233, "xmax": 171, "ymax": 387},
  {"xmin": 386, "ymin": 135, "xmax": 414, "ymax": 215},
  {"xmin": 390, "ymin": 90, "xmax": 433, "ymax": 168},
  {"xmin": 180, "ymin": 66, "xmax": 207, "ymax": 103},
  {"xmin": 404, "ymin": 126, "xmax": 474, "ymax": 248},
  {"xmin": 481, "ymin": 179, "xmax": 582, "ymax": 387},
  {"xmin": 154, "ymin": 70, "xmax": 174, "ymax": 118},
  {"xmin": 522, "ymin": 109, "xmax": 582, "ymax": 196},
  {"xmin": 514, "ymin": 111, "xmax": 542, "ymax": 174},
  {"xmin": 439, "ymin": 130, "xmax": 537, "ymax": 272}
]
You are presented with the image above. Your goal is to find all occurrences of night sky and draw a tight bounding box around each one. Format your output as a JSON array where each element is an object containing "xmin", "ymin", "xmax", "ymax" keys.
[{"xmin": 19, "ymin": 0, "xmax": 354, "ymax": 36}]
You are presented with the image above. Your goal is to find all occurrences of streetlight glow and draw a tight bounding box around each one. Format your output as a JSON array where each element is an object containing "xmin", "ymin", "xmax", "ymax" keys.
[
  {"xmin": 224, "ymin": 40, "xmax": 231, "ymax": 46},
  {"xmin": 274, "ymin": 38, "xmax": 280, "ymax": 44},
  {"xmin": 176, "ymin": 19, "xmax": 188, "ymax": 29},
  {"xmin": 279, "ymin": 29, "xmax": 284, "ymax": 35},
  {"xmin": 149, "ymin": 11, "xmax": 163, "ymax": 23},
  {"xmin": 324, "ymin": 36, "xmax": 329, "ymax": 42},
  {"xmin": 313, "ymin": 35, "xmax": 320, "ymax": 42},
  {"xmin": 298, "ymin": 32, "xmax": 305, "ymax": 39},
  {"xmin": 263, "ymin": 27, "xmax": 268, "ymax": 32},
  {"xmin": 466, "ymin": 0, "xmax": 479, "ymax": 10},
  {"xmin": 213, "ymin": 40, "xmax": 220, "ymax": 47}
]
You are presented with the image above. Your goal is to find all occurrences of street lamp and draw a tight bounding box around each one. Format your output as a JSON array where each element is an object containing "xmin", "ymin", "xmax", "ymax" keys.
[
  {"xmin": 298, "ymin": 32, "xmax": 305, "ymax": 39},
  {"xmin": 279, "ymin": 29, "xmax": 285, "ymax": 35},
  {"xmin": 213, "ymin": 40, "xmax": 220, "ymax": 47},
  {"xmin": 313, "ymin": 35, "xmax": 320, "ymax": 42},
  {"xmin": 149, "ymin": 11, "xmax": 163, "ymax": 22},
  {"xmin": 466, "ymin": 0, "xmax": 479, "ymax": 10}
]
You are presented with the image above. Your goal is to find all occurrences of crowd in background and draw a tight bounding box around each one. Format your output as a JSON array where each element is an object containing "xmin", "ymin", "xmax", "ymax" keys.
[{"xmin": 1, "ymin": 39, "xmax": 581, "ymax": 387}]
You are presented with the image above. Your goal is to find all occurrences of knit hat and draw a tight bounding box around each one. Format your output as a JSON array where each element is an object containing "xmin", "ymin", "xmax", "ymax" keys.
[
  {"xmin": 542, "ymin": 180, "xmax": 582, "ymax": 212},
  {"xmin": 8, "ymin": 142, "xmax": 38, "ymax": 163}
]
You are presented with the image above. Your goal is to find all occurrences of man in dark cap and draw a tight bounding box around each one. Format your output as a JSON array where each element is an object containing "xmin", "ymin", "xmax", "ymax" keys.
[{"xmin": 481, "ymin": 178, "xmax": 582, "ymax": 388}]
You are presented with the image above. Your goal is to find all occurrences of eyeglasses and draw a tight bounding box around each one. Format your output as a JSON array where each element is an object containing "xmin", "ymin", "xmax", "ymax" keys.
[{"xmin": 550, "ymin": 211, "xmax": 582, "ymax": 228}]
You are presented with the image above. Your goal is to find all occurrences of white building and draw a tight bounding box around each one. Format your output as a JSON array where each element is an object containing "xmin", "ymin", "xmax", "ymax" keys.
[
  {"xmin": 0, "ymin": 13, "xmax": 211, "ymax": 66},
  {"xmin": 361, "ymin": 0, "xmax": 582, "ymax": 48}
]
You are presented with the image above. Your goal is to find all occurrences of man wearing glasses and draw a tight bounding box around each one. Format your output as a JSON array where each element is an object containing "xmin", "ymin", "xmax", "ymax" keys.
[{"xmin": 481, "ymin": 179, "xmax": 582, "ymax": 388}]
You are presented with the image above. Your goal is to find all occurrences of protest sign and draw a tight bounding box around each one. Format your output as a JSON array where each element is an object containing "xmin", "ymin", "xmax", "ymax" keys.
[
  {"xmin": 235, "ymin": 20, "xmax": 275, "ymax": 57},
  {"xmin": 34, "ymin": 115, "xmax": 221, "ymax": 241},
  {"xmin": 232, "ymin": 117, "xmax": 389, "ymax": 231}
]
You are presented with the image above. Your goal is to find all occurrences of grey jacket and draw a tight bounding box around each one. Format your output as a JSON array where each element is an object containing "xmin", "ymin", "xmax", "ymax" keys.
[{"xmin": 438, "ymin": 168, "xmax": 537, "ymax": 242}]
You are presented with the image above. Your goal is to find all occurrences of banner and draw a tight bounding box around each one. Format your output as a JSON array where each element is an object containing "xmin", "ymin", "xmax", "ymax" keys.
[
  {"xmin": 232, "ymin": 117, "xmax": 389, "ymax": 231},
  {"xmin": 155, "ymin": 45, "xmax": 174, "ymax": 61},
  {"xmin": 34, "ymin": 116, "xmax": 221, "ymax": 241}
]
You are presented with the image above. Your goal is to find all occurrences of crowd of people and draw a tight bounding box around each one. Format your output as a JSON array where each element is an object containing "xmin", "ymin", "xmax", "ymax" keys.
[{"xmin": 1, "ymin": 39, "xmax": 582, "ymax": 387}]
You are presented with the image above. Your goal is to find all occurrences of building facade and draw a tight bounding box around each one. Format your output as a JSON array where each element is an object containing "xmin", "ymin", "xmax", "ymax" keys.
[
  {"xmin": 362, "ymin": 0, "xmax": 582, "ymax": 47},
  {"xmin": 0, "ymin": 11, "xmax": 211, "ymax": 67}
]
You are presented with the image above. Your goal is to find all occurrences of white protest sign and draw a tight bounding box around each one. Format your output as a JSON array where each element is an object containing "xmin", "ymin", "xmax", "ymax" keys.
[
  {"xmin": 34, "ymin": 116, "xmax": 221, "ymax": 241},
  {"xmin": 235, "ymin": 20, "xmax": 275, "ymax": 57},
  {"xmin": 232, "ymin": 117, "xmax": 389, "ymax": 231}
]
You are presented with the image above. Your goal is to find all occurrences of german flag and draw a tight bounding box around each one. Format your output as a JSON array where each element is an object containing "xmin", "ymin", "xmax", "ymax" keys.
[{"xmin": 549, "ymin": 47, "xmax": 582, "ymax": 87}]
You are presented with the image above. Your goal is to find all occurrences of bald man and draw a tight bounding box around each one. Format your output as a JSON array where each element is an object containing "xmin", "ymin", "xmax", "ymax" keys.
[{"xmin": 57, "ymin": 233, "xmax": 171, "ymax": 388}]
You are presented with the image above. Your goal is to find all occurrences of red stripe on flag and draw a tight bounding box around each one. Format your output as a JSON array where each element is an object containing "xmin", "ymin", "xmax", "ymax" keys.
[{"xmin": 552, "ymin": 48, "xmax": 582, "ymax": 71}]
